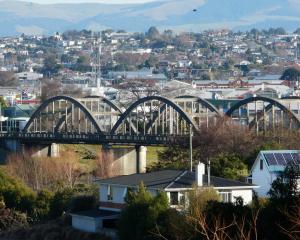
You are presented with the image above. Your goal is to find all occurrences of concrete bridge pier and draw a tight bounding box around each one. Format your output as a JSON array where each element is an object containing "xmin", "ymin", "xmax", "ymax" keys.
[
  {"xmin": 135, "ymin": 145, "xmax": 147, "ymax": 174},
  {"xmin": 101, "ymin": 145, "xmax": 147, "ymax": 176},
  {"xmin": 21, "ymin": 143, "xmax": 60, "ymax": 158}
]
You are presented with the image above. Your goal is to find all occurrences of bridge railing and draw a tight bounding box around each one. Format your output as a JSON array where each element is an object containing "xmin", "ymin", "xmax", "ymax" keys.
[{"xmin": 0, "ymin": 132, "xmax": 189, "ymax": 146}]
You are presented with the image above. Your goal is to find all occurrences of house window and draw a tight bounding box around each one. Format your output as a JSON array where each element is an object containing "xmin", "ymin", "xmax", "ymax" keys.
[
  {"xmin": 179, "ymin": 193, "xmax": 186, "ymax": 205},
  {"xmin": 107, "ymin": 185, "xmax": 113, "ymax": 201},
  {"xmin": 170, "ymin": 192, "xmax": 179, "ymax": 205},
  {"xmin": 219, "ymin": 192, "xmax": 232, "ymax": 203},
  {"xmin": 260, "ymin": 159, "xmax": 263, "ymax": 170}
]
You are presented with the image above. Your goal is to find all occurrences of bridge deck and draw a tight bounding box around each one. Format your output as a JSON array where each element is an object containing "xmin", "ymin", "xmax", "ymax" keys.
[{"xmin": 0, "ymin": 132, "xmax": 189, "ymax": 146}]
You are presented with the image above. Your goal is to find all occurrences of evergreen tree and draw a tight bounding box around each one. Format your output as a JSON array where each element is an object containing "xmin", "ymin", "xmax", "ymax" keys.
[{"xmin": 118, "ymin": 183, "xmax": 169, "ymax": 240}]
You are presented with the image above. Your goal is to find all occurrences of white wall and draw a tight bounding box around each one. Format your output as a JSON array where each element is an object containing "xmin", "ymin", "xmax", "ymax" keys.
[
  {"xmin": 99, "ymin": 184, "xmax": 127, "ymax": 204},
  {"xmin": 99, "ymin": 185, "xmax": 108, "ymax": 202},
  {"xmin": 231, "ymin": 189, "xmax": 253, "ymax": 205},
  {"xmin": 252, "ymin": 156, "xmax": 276, "ymax": 197},
  {"xmin": 112, "ymin": 186, "xmax": 127, "ymax": 204}
]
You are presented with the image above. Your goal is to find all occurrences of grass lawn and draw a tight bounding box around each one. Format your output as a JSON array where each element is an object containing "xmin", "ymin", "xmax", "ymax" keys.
[{"xmin": 146, "ymin": 146, "xmax": 165, "ymax": 166}]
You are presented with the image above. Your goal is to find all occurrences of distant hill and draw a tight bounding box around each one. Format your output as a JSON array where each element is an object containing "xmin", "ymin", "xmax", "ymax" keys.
[{"xmin": 1, "ymin": 0, "xmax": 300, "ymax": 36}]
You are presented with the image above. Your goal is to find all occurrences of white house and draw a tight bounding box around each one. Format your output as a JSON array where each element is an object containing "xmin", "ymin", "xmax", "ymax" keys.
[
  {"xmin": 71, "ymin": 163, "xmax": 257, "ymax": 233},
  {"xmin": 250, "ymin": 150, "xmax": 300, "ymax": 197}
]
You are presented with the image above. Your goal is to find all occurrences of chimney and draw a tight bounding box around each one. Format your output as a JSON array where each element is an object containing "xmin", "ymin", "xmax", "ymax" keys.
[{"xmin": 196, "ymin": 162, "xmax": 205, "ymax": 186}]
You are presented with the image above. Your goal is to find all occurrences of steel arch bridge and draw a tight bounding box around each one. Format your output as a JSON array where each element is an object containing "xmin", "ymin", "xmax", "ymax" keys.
[
  {"xmin": 1, "ymin": 95, "xmax": 300, "ymax": 145},
  {"xmin": 225, "ymin": 96, "xmax": 300, "ymax": 132}
]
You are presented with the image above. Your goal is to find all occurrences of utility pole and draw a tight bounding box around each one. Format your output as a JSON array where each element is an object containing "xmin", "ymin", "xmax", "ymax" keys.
[
  {"xmin": 190, "ymin": 124, "xmax": 193, "ymax": 172},
  {"xmin": 97, "ymin": 31, "xmax": 102, "ymax": 89}
]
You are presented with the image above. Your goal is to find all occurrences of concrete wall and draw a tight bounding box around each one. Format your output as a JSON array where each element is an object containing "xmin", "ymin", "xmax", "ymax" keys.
[
  {"xmin": 107, "ymin": 146, "xmax": 147, "ymax": 176},
  {"xmin": 3, "ymin": 140, "xmax": 60, "ymax": 158},
  {"xmin": 4, "ymin": 139, "xmax": 19, "ymax": 152},
  {"xmin": 30, "ymin": 143, "xmax": 60, "ymax": 158},
  {"xmin": 111, "ymin": 147, "xmax": 137, "ymax": 175}
]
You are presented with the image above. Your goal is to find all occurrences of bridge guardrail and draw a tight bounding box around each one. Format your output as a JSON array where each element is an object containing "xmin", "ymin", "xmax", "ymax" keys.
[{"xmin": 0, "ymin": 132, "xmax": 189, "ymax": 146}]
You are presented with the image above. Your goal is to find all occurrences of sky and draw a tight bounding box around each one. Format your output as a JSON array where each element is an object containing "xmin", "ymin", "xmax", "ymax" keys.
[{"xmin": 18, "ymin": 0, "xmax": 161, "ymax": 4}]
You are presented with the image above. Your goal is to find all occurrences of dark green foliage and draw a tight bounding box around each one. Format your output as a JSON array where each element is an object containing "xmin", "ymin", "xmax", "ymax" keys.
[
  {"xmin": 72, "ymin": 55, "xmax": 92, "ymax": 72},
  {"xmin": 0, "ymin": 170, "xmax": 36, "ymax": 216},
  {"xmin": 0, "ymin": 201, "xmax": 28, "ymax": 231},
  {"xmin": 117, "ymin": 183, "xmax": 169, "ymax": 240},
  {"xmin": 245, "ymin": 141, "xmax": 284, "ymax": 167},
  {"xmin": 268, "ymin": 164, "xmax": 300, "ymax": 202},
  {"xmin": 48, "ymin": 188, "xmax": 75, "ymax": 219},
  {"xmin": 33, "ymin": 190, "xmax": 54, "ymax": 222},
  {"xmin": 281, "ymin": 67, "xmax": 300, "ymax": 81},
  {"xmin": 148, "ymin": 146, "xmax": 190, "ymax": 171},
  {"xmin": 211, "ymin": 153, "xmax": 248, "ymax": 180},
  {"xmin": 0, "ymin": 166, "xmax": 98, "ymax": 224},
  {"xmin": 68, "ymin": 195, "xmax": 97, "ymax": 213},
  {"xmin": 41, "ymin": 55, "xmax": 62, "ymax": 76},
  {"xmin": 48, "ymin": 184, "xmax": 98, "ymax": 219},
  {"xmin": 155, "ymin": 208, "xmax": 188, "ymax": 240},
  {"xmin": 146, "ymin": 27, "xmax": 160, "ymax": 40},
  {"xmin": 0, "ymin": 96, "xmax": 7, "ymax": 108},
  {"xmin": 256, "ymin": 166, "xmax": 300, "ymax": 240}
]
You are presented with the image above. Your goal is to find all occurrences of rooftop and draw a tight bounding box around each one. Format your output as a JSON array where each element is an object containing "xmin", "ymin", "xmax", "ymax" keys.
[
  {"xmin": 260, "ymin": 150, "xmax": 300, "ymax": 169},
  {"xmin": 95, "ymin": 170, "xmax": 256, "ymax": 190}
]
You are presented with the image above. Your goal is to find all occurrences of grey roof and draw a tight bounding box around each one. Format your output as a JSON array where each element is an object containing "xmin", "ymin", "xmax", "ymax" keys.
[
  {"xmin": 259, "ymin": 150, "xmax": 300, "ymax": 170},
  {"xmin": 96, "ymin": 170, "xmax": 255, "ymax": 190},
  {"xmin": 71, "ymin": 209, "xmax": 120, "ymax": 218},
  {"xmin": 96, "ymin": 170, "xmax": 182, "ymax": 189},
  {"xmin": 253, "ymin": 75, "xmax": 281, "ymax": 81},
  {"xmin": 168, "ymin": 171, "xmax": 255, "ymax": 189}
]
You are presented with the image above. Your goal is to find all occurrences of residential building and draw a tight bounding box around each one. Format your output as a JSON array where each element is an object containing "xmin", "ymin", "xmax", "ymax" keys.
[
  {"xmin": 250, "ymin": 150, "xmax": 300, "ymax": 197},
  {"xmin": 71, "ymin": 162, "xmax": 257, "ymax": 233}
]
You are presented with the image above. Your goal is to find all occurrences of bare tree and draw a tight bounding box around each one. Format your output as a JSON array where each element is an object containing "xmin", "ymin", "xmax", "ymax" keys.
[
  {"xmin": 6, "ymin": 150, "xmax": 85, "ymax": 190},
  {"xmin": 94, "ymin": 149, "xmax": 115, "ymax": 179},
  {"xmin": 40, "ymin": 78, "xmax": 62, "ymax": 101},
  {"xmin": 0, "ymin": 72, "xmax": 18, "ymax": 87},
  {"xmin": 193, "ymin": 118, "xmax": 256, "ymax": 162},
  {"xmin": 279, "ymin": 204, "xmax": 300, "ymax": 240}
]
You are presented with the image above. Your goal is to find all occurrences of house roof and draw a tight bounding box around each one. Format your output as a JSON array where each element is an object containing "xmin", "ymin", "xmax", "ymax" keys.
[
  {"xmin": 167, "ymin": 171, "xmax": 255, "ymax": 189},
  {"xmin": 71, "ymin": 209, "xmax": 120, "ymax": 218},
  {"xmin": 95, "ymin": 170, "xmax": 256, "ymax": 190},
  {"xmin": 262, "ymin": 150, "xmax": 300, "ymax": 169},
  {"xmin": 251, "ymin": 150, "xmax": 300, "ymax": 173},
  {"xmin": 96, "ymin": 170, "xmax": 182, "ymax": 189}
]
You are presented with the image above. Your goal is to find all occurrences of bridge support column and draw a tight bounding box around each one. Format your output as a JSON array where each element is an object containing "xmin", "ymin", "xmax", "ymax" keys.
[
  {"xmin": 135, "ymin": 146, "xmax": 147, "ymax": 174},
  {"xmin": 48, "ymin": 143, "xmax": 60, "ymax": 158}
]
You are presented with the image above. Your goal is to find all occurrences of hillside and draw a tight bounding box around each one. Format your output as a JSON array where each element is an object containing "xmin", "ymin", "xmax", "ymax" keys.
[{"xmin": 0, "ymin": 0, "xmax": 300, "ymax": 36}]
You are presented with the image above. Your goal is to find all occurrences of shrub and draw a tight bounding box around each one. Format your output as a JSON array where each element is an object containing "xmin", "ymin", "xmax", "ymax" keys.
[
  {"xmin": 0, "ymin": 201, "xmax": 28, "ymax": 231},
  {"xmin": 0, "ymin": 170, "xmax": 36, "ymax": 216},
  {"xmin": 117, "ymin": 183, "xmax": 169, "ymax": 240},
  {"xmin": 68, "ymin": 195, "xmax": 97, "ymax": 213}
]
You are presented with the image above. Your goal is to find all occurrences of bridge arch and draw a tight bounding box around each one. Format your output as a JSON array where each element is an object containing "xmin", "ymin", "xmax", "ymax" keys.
[
  {"xmin": 54, "ymin": 95, "xmax": 125, "ymax": 133},
  {"xmin": 23, "ymin": 95, "xmax": 103, "ymax": 134},
  {"xmin": 84, "ymin": 95, "xmax": 123, "ymax": 113},
  {"xmin": 111, "ymin": 95, "xmax": 197, "ymax": 135},
  {"xmin": 143, "ymin": 95, "xmax": 221, "ymax": 133},
  {"xmin": 225, "ymin": 96, "xmax": 300, "ymax": 129},
  {"xmin": 175, "ymin": 95, "xmax": 221, "ymax": 115}
]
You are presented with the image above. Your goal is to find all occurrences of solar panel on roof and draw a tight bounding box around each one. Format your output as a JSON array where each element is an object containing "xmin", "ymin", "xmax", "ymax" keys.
[
  {"xmin": 282, "ymin": 153, "xmax": 294, "ymax": 165},
  {"xmin": 291, "ymin": 153, "xmax": 298, "ymax": 165},
  {"xmin": 264, "ymin": 153, "xmax": 278, "ymax": 166},
  {"xmin": 292, "ymin": 153, "xmax": 300, "ymax": 164},
  {"xmin": 274, "ymin": 153, "xmax": 286, "ymax": 165}
]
